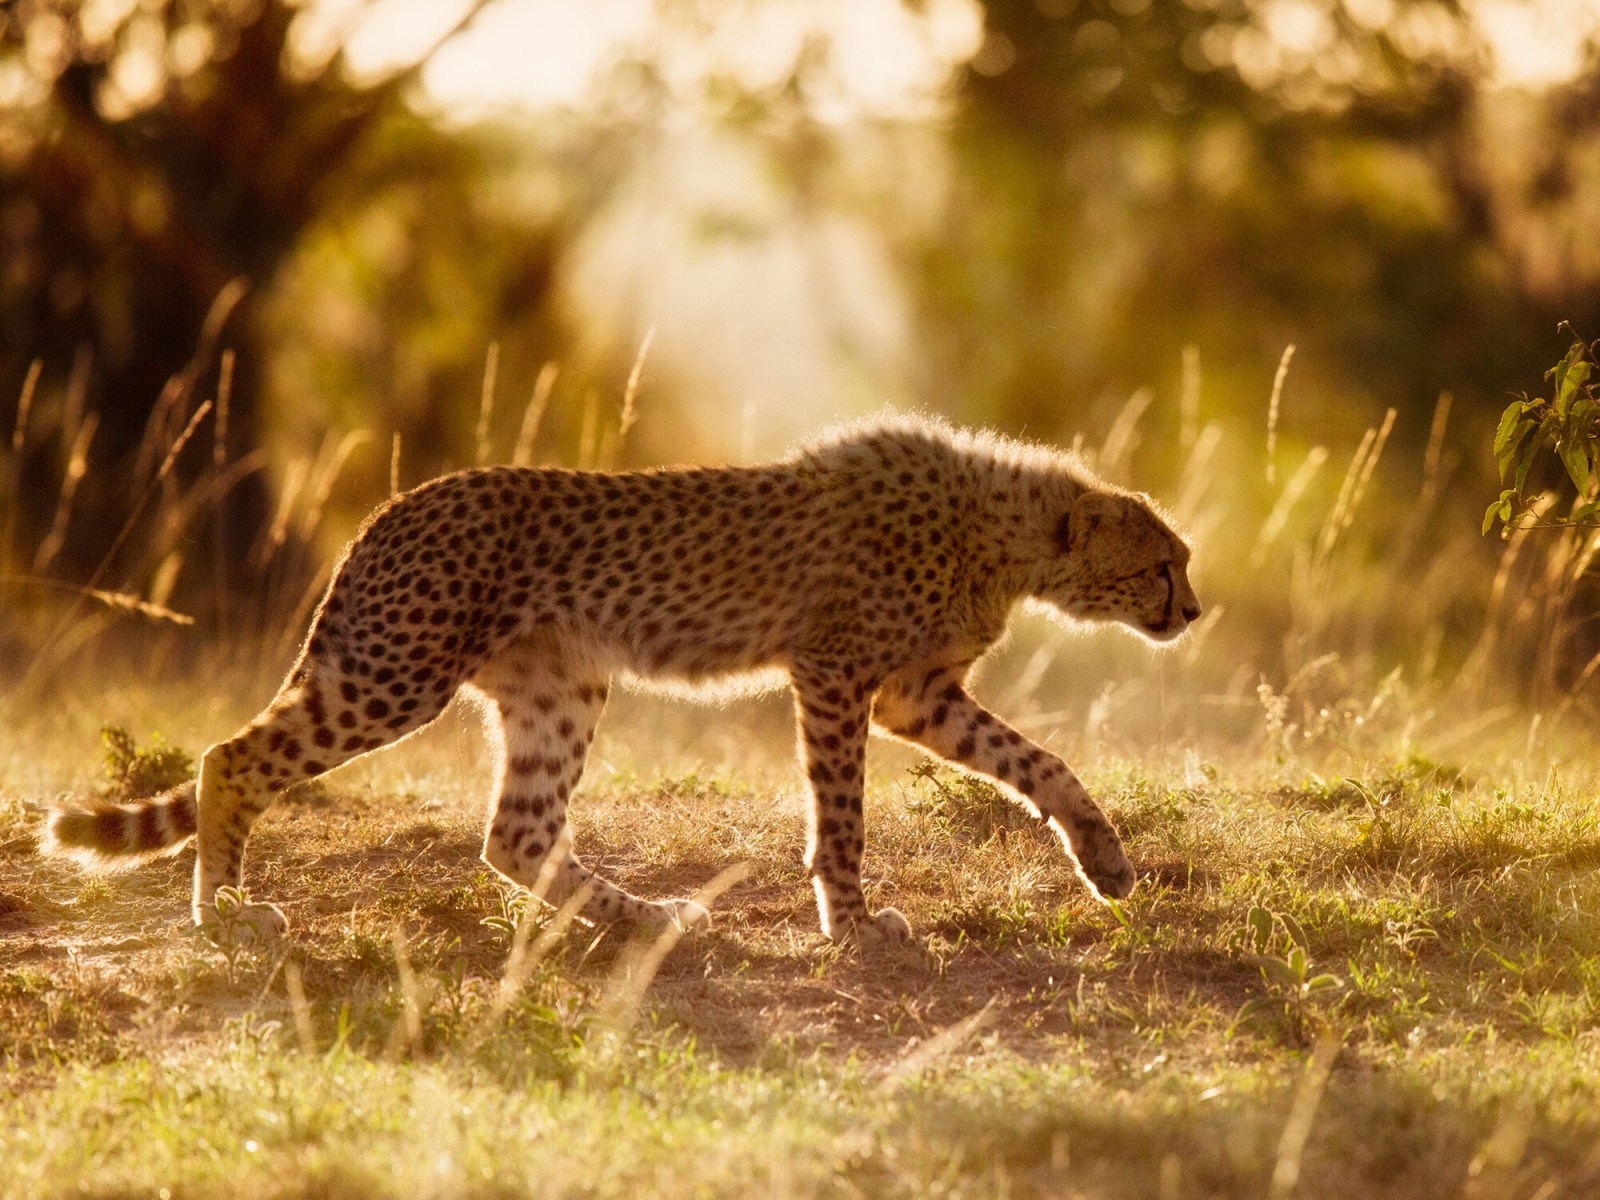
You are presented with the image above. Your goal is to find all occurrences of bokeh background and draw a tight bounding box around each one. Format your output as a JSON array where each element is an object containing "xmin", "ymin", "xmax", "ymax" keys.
[{"xmin": 4, "ymin": 0, "xmax": 1600, "ymax": 757}]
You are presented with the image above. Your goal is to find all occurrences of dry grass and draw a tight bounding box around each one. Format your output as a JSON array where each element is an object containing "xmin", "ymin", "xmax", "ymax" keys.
[{"xmin": 4, "ymin": 680, "xmax": 1600, "ymax": 1197}]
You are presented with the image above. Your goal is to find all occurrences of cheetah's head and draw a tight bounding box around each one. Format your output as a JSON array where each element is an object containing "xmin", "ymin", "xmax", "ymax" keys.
[{"xmin": 1037, "ymin": 490, "xmax": 1201, "ymax": 643}]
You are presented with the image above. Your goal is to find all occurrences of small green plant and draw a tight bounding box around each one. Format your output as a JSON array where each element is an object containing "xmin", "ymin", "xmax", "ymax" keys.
[
  {"xmin": 98, "ymin": 725, "xmax": 193, "ymax": 800},
  {"xmin": 193, "ymin": 886, "xmax": 275, "ymax": 983},
  {"xmin": 1485, "ymin": 329, "xmax": 1600, "ymax": 535},
  {"xmin": 1237, "ymin": 905, "xmax": 1345, "ymax": 1043},
  {"xmin": 480, "ymin": 885, "xmax": 537, "ymax": 942}
]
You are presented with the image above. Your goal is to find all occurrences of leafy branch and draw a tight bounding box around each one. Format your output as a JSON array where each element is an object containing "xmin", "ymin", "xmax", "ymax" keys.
[{"xmin": 1485, "ymin": 328, "xmax": 1600, "ymax": 536}]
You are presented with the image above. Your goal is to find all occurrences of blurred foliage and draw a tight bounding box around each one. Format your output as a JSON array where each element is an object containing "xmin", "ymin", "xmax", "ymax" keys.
[
  {"xmin": 919, "ymin": 0, "xmax": 1600, "ymax": 442},
  {"xmin": 0, "ymin": 0, "xmax": 572, "ymax": 597},
  {"xmin": 96, "ymin": 724, "xmax": 192, "ymax": 800}
]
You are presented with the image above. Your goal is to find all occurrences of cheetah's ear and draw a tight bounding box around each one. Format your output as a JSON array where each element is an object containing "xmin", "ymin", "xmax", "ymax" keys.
[{"xmin": 1060, "ymin": 491, "xmax": 1127, "ymax": 556}]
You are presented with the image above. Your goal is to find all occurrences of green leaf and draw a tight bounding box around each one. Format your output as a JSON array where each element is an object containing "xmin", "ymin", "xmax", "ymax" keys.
[
  {"xmin": 1494, "ymin": 411, "xmax": 1534, "ymax": 480},
  {"xmin": 1515, "ymin": 433, "xmax": 1543, "ymax": 494},
  {"xmin": 1571, "ymin": 500, "xmax": 1600, "ymax": 524},
  {"xmin": 1104, "ymin": 896, "xmax": 1131, "ymax": 930},
  {"xmin": 1547, "ymin": 342, "xmax": 1586, "ymax": 418},
  {"xmin": 1239, "ymin": 996, "xmax": 1276, "ymax": 1022},
  {"xmin": 1260, "ymin": 957, "xmax": 1300, "ymax": 988},
  {"xmin": 1560, "ymin": 359, "xmax": 1592, "ymax": 414},
  {"xmin": 1559, "ymin": 438, "xmax": 1591, "ymax": 495},
  {"xmin": 1492, "ymin": 401, "xmax": 1524, "ymax": 461},
  {"xmin": 1286, "ymin": 946, "xmax": 1308, "ymax": 979},
  {"xmin": 1482, "ymin": 947, "xmax": 1522, "ymax": 976},
  {"xmin": 1483, "ymin": 492, "xmax": 1516, "ymax": 535},
  {"xmin": 1246, "ymin": 905, "xmax": 1274, "ymax": 954},
  {"xmin": 1280, "ymin": 912, "xmax": 1310, "ymax": 950}
]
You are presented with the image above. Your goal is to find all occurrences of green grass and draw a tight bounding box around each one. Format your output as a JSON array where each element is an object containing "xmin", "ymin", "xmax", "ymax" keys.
[{"xmin": 4, "ymin": 690, "xmax": 1600, "ymax": 1198}]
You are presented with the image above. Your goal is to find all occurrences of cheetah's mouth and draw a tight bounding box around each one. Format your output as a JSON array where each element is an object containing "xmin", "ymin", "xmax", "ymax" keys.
[{"xmin": 1139, "ymin": 568, "xmax": 1187, "ymax": 640}]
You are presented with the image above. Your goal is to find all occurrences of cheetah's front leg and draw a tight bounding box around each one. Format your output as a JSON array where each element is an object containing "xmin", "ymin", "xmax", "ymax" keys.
[
  {"xmin": 873, "ymin": 663, "xmax": 1135, "ymax": 901},
  {"xmin": 793, "ymin": 671, "xmax": 912, "ymax": 947}
]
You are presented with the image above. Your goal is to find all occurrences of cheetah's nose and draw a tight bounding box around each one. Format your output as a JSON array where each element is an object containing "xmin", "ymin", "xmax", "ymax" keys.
[{"xmin": 1181, "ymin": 600, "xmax": 1202, "ymax": 623}]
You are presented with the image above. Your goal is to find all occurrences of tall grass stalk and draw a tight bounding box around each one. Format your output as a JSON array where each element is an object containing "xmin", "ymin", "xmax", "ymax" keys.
[
  {"xmin": 1267, "ymin": 1029, "xmax": 1341, "ymax": 1199},
  {"xmin": 1456, "ymin": 501, "xmax": 1550, "ymax": 702},
  {"xmin": 578, "ymin": 388, "xmax": 601, "ymax": 470},
  {"xmin": 283, "ymin": 959, "xmax": 315, "ymax": 1056},
  {"xmin": 212, "ymin": 349, "xmax": 234, "ymax": 627},
  {"xmin": 9, "ymin": 358, "xmax": 39, "ymax": 459},
  {"xmin": 1098, "ymin": 387, "xmax": 1153, "ymax": 481},
  {"xmin": 385, "ymin": 925, "xmax": 428, "ymax": 1061},
  {"xmin": 880, "ymin": 997, "xmax": 998, "ymax": 1087},
  {"xmin": 1179, "ymin": 343, "xmax": 1201, "ymax": 454},
  {"xmin": 0, "ymin": 577, "xmax": 194, "ymax": 625},
  {"xmin": 252, "ymin": 457, "xmax": 308, "ymax": 573},
  {"xmin": 10, "ymin": 397, "xmax": 213, "ymax": 707},
  {"xmin": 1266, "ymin": 343, "xmax": 1295, "ymax": 486},
  {"xmin": 1250, "ymin": 447, "xmax": 1329, "ymax": 569},
  {"xmin": 513, "ymin": 363, "xmax": 559, "ymax": 468},
  {"xmin": 1392, "ymin": 393, "xmax": 1454, "ymax": 568},
  {"xmin": 1339, "ymin": 407, "xmax": 1396, "ymax": 547},
  {"xmin": 589, "ymin": 862, "xmax": 751, "ymax": 1051},
  {"xmin": 131, "ymin": 378, "xmax": 184, "ymax": 493},
  {"xmin": 32, "ymin": 413, "xmax": 98, "ymax": 574},
  {"xmin": 1173, "ymin": 420, "xmax": 1222, "ymax": 526},
  {"xmin": 617, "ymin": 326, "xmax": 654, "ymax": 455},
  {"xmin": 297, "ymin": 431, "xmax": 371, "ymax": 545},
  {"xmin": 475, "ymin": 342, "xmax": 500, "ymax": 467},
  {"xmin": 477, "ymin": 874, "xmax": 600, "ymax": 1041},
  {"xmin": 3, "ymin": 358, "xmax": 41, "ymax": 564},
  {"xmin": 1313, "ymin": 412, "xmax": 1389, "ymax": 568}
]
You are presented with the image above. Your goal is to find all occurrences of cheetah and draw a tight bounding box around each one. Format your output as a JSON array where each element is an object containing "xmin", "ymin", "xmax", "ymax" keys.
[{"xmin": 45, "ymin": 414, "xmax": 1200, "ymax": 947}]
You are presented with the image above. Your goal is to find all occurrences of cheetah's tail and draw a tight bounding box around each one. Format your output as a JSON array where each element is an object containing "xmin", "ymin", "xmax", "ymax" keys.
[{"xmin": 41, "ymin": 781, "xmax": 198, "ymax": 870}]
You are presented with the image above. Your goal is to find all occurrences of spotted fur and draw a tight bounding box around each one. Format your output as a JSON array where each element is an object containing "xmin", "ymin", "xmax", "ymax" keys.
[{"xmin": 43, "ymin": 415, "xmax": 1199, "ymax": 946}]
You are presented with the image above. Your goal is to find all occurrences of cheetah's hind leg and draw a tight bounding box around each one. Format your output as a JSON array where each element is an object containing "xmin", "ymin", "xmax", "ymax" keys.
[
  {"xmin": 473, "ymin": 635, "xmax": 710, "ymax": 935},
  {"xmin": 192, "ymin": 657, "xmax": 457, "ymax": 943}
]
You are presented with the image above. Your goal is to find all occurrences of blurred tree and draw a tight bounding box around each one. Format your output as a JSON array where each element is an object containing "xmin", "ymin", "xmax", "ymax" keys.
[
  {"xmin": 918, "ymin": 0, "xmax": 1600, "ymax": 446},
  {"xmin": 0, "ymin": 0, "xmax": 492, "ymax": 598}
]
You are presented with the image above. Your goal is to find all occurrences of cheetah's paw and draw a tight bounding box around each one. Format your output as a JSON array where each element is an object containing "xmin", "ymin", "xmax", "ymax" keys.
[
  {"xmin": 660, "ymin": 898, "xmax": 711, "ymax": 934},
  {"xmin": 1079, "ymin": 845, "xmax": 1136, "ymax": 902},
  {"xmin": 834, "ymin": 907, "xmax": 914, "ymax": 949},
  {"xmin": 196, "ymin": 898, "xmax": 289, "ymax": 945}
]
